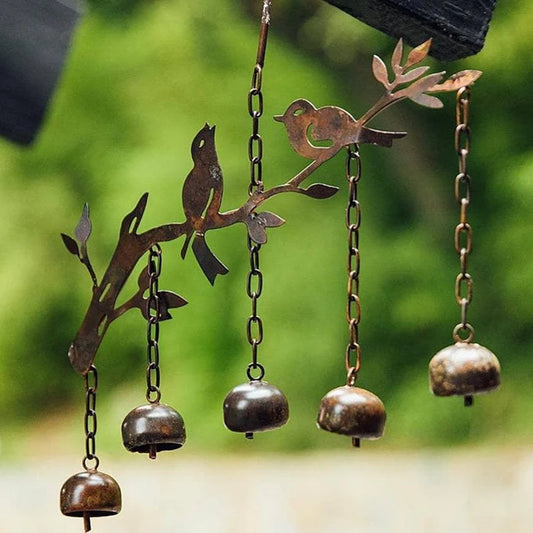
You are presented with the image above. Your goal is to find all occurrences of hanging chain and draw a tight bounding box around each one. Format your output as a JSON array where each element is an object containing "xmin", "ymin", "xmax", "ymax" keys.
[
  {"xmin": 345, "ymin": 145, "xmax": 362, "ymax": 386},
  {"xmin": 82, "ymin": 365, "xmax": 99, "ymax": 470},
  {"xmin": 245, "ymin": 0, "xmax": 271, "ymax": 382},
  {"xmin": 146, "ymin": 244, "xmax": 162, "ymax": 402},
  {"xmin": 453, "ymin": 87, "xmax": 475, "ymax": 344},
  {"xmin": 248, "ymin": 1, "xmax": 270, "ymax": 195}
]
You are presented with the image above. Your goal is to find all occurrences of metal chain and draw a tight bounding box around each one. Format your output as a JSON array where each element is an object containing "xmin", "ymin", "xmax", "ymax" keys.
[
  {"xmin": 247, "ymin": 0, "xmax": 270, "ymax": 195},
  {"xmin": 146, "ymin": 244, "xmax": 162, "ymax": 402},
  {"xmin": 345, "ymin": 145, "xmax": 362, "ymax": 386},
  {"xmin": 453, "ymin": 87, "xmax": 475, "ymax": 344},
  {"xmin": 245, "ymin": 1, "xmax": 270, "ymax": 382},
  {"xmin": 82, "ymin": 365, "xmax": 99, "ymax": 470}
]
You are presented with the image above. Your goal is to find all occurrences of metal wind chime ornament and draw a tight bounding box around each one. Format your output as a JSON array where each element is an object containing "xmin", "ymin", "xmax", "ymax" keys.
[
  {"xmin": 59, "ymin": 1, "xmax": 499, "ymax": 529},
  {"xmin": 121, "ymin": 244, "xmax": 187, "ymax": 458},
  {"xmin": 60, "ymin": 365, "xmax": 121, "ymax": 532},
  {"xmin": 428, "ymin": 87, "xmax": 501, "ymax": 405},
  {"xmin": 222, "ymin": 0, "xmax": 289, "ymax": 440}
]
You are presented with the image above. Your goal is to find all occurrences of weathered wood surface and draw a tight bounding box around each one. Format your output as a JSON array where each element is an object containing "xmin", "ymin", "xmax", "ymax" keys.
[
  {"xmin": 0, "ymin": 0, "xmax": 82, "ymax": 145},
  {"xmin": 325, "ymin": 0, "xmax": 497, "ymax": 61}
]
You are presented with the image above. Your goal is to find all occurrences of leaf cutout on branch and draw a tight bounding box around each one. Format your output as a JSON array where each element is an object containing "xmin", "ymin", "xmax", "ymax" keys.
[
  {"xmin": 61, "ymin": 234, "xmax": 80, "ymax": 257},
  {"xmin": 257, "ymin": 212, "xmax": 285, "ymax": 227},
  {"xmin": 427, "ymin": 70, "xmax": 483, "ymax": 93},
  {"xmin": 391, "ymin": 38, "xmax": 403, "ymax": 73},
  {"xmin": 246, "ymin": 212, "xmax": 286, "ymax": 244},
  {"xmin": 64, "ymin": 203, "xmax": 98, "ymax": 287},
  {"xmin": 247, "ymin": 217, "xmax": 267, "ymax": 244},
  {"xmin": 157, "ymin": 290, "xmax": 188, "ymax": 320},
  {"xmin": 409, "ymin": 92, "xmax": 443, "ymax": 109},
  {"xmin": 159, "ymin": 290, "xmax": 188, "ymax": 309},
  {"xmin": 74, "ymin": 203, "xmax": 92, "ymax": 245},
  {"xmin": 396, "ymin": 72, "xmax": 445, "ymax": 100},
  {"xmin": 301, "ymin": 183, "xmax": 339, "ymax": 199},
  {"xmin": 372, "ymin": 55, "xmax": 390, "ymax": 88},
  {"xmin": 399, "ymin": 66, "xmax": 430, "ymax": 85},
  {"xmin": 405, "ymin": 39, "xmax": 432, "ymax": 68}
]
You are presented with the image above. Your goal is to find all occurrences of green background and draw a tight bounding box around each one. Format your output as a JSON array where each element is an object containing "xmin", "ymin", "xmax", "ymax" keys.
[{"xmin": 0, "ymin": 0, "xmax": 531, "ymax": 459}]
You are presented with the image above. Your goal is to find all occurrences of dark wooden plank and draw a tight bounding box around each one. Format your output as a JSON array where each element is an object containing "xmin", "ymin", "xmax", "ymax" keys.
[
  {"xmin": 324, "ymin": 0, "xmax": 497, "ymax": 61},
  {"xmin": 0, "ymin": 0, "xmax": 82, "ymax": 145}
]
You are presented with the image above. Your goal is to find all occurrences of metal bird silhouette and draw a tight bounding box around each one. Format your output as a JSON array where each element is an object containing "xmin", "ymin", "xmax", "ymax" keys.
[
  {"xmin": 274, "ymin": 99, "xmax": 406, "ymax": 163},
  {"xmin": 181, "ymin": 124, "xmax": 229, "ymax": 285}
]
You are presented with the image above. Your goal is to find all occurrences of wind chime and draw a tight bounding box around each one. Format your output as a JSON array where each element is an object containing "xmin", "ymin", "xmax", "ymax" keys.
[{"xmin": 59, "ymin": 1, "xmax": 500, "ymax": 530}]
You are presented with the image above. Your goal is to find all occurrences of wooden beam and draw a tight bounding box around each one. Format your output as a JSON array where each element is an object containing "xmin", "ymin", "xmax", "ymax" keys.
[
  {"xmin": 0, "ymin": 0, "xmax": 82, "ymax": 145},
  {"xmin": 324, "ymin": 0, "xmax": 497, "ymax": 61}
]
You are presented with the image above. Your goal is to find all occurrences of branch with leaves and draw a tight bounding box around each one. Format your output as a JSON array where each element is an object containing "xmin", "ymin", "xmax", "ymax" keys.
[
  {"xmin": 361, "ymin": 38, "xmax": 481, "ymax": 125},
  {"xmin": 63, "ymin": 39, "xmax": 481, "ymax": 375}
]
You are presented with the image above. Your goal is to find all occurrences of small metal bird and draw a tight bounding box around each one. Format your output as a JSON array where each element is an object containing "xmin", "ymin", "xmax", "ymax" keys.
[
  {"xmin": 181, "ymin": 124, "xmax": 228, "ymax": 285},
  {"xmin": 274, "ymin": 99, "xmax": 406, "ymax": 162}
]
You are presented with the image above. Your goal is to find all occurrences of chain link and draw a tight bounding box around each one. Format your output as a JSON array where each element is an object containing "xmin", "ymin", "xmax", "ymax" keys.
[
  {"xmin": 146, "ymin": 244, "xmax": 162, "ymax": 402},
  {"xmin": 453, "ymin": 87, "xmax": 475, "ymax": 343},
  {"xmin": 82, "ymin": 365, "xmax": 99, "ymax": 470},
  {"xmin": 345, "ymin": 145, "xmax": 362, "ymax": 386}
]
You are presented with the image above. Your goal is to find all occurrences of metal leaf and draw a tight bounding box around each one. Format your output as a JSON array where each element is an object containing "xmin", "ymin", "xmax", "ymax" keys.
[
  {"xmin": 397, "ymin": 72, "xmax": 445, "ymax": 100},
  {"xmin": 409, "ymin": 92, "xmax": 443, "ymax": 109},
  {"xmin": 301, "ymin": 183, "xmax": 339, "ymax": 199},
  {"xmin": 247, "ymin": 217, "xmax": 267, "ymax": 244},
  {"xmin": 399, "ymin": 66, "xmax": 430, "ymax": 85},
  {"xmin": 61, "ymin": 233, "xmax": 80, "ymax": 257},
  {"xmin": 372, "ymin": 55, "xmax": 390, "ymax": 87},
  {"xmin": 74, "ymin": 203, "xmax": 92, "ymax": 245},
  {"xmin": 391, "ymin": 39, "xmax": 403, "ymax": 72},
  {"xmin": 405, "ymin": 39, "xmax": 432, "ymax": 68},
  {"xmin": 158, "ymin": 290, "xmax": 188, "ymax": 310},
  {"xmin": 427, "ymin": 70, "xmax": 483, "ymax": 93},
  {"xmin": 257, "ymin": 212, "xmax": 285, "ymax": 227}
]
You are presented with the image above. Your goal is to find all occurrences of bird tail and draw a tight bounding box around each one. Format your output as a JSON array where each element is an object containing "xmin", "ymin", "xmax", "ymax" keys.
[
  {"xmin": 181, "ymin": 230, "xmax": 193, "ymax": 259},
  {"xmin": 358, "ymin": 127, "xmax": 407, "ymax": 148},
  {"xmin": 192, "ymin": 233, "xmax": 229, "ymax": 286}
]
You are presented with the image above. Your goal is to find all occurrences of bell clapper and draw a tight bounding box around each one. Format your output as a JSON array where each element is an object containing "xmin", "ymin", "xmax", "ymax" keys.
[
  {"xmin": 352, "ymin": 437, "xmax": 360, "ymax": 448},
  {"xmin": 149, "ymin": 444, "xmax": 158, "ymax": 460},
  {"xmin": 83, "ymin": 512, "xmax": 91, "ymax": 532},
  {"xmin": 464, "ymin": 395, "xmax": 473, "ymax": 407},
  {"xmin": 245, "ymin": 432, "xmax": 254, "ymax": 440}
]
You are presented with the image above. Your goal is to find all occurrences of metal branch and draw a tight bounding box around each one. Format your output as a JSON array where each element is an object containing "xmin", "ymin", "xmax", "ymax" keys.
[
  {"xmin": 67, "ymin": 176, "xmax": 320, "ymax": 375},
  {"xmin": 66, "ymin": 39, "xmax": 482, "ymax": 375}
]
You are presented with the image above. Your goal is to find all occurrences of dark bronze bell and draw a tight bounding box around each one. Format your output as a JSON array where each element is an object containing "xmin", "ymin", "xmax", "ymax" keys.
[
  {"xmin": 429, "ymin": 342, "xmax": 501, "ymax": 406},
  {"xmin": 223, "ymin": 380, "xmax": 289, "ymax": 439},
  {"xmin": 317, "ymin": 385, "xmax": 386, "ymax": 447},
  {"xmin": 60, "ymin": 470, "xmax": 121, "ymax": 532},
  {"xmin": 121, "ymin": 402, "xmax": 186, "ymax": 459}
]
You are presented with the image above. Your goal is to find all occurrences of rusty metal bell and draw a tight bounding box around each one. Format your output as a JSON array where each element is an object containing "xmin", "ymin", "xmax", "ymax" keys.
[
  {"xmin": 429, "ymin": 342, "xmax": 501, "ymax": 405},
  {"xmin": 121, "ymin": 402, "xmax": 186, "ymax": 459},
  {"xmin": 223, "ymin": 380, "xmax": 289, "ymax": 439},
  {"xmin": 317, "ymin": 385, "xmax": 386, "ymax": 447},
  {"xmin": 60, "ymin": 470, "xmax": 121, "ymax": 532}
]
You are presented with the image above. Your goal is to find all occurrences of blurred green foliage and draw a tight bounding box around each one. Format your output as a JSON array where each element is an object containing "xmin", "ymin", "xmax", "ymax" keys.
[{"xmin": 0, "ymin": 0, "xmax": 531, "ymax": 458}]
